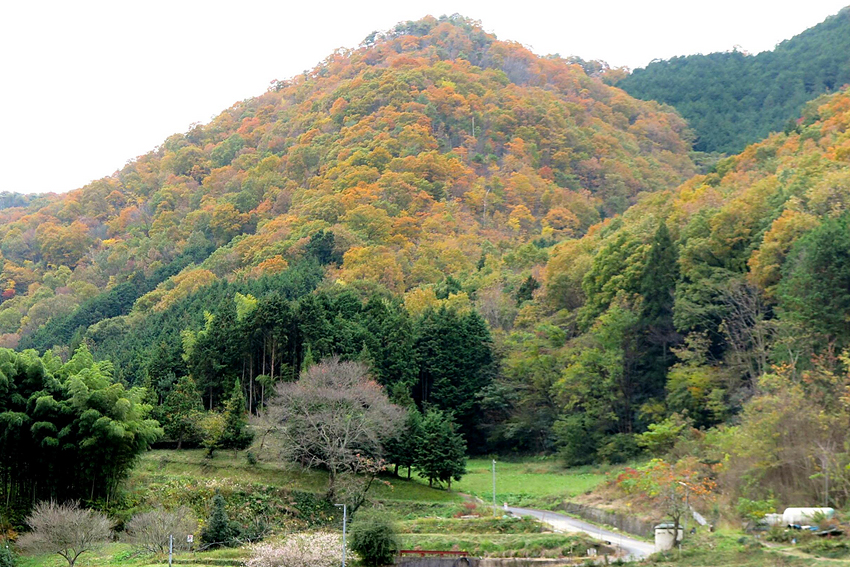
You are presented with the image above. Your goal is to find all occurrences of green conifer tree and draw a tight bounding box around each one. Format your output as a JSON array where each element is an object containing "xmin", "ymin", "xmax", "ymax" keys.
[
  {"xmin": 217, "ymin": 381, "xmax": 254, "ymax": 457},
  {"xmin": 385, "ymin": 409, "xmax": 423, "ymax": 478},
  {"xmin": 639, "ymin": 221, "xmax": 680, "ymax": 397},
  {"xmin": 201, "ymin": 493, "xmax": 236, "ymax": 547},
  {"xmin": 416, "ymin": 409, "xmax": 467, "ymax": 490},
  {"xmin": 161, "ymin": 375, "xmax": 203, "ymax": 449}
]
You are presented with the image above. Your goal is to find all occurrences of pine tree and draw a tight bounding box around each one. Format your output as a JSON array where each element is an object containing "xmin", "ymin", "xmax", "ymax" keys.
[
  {"xmin": 416, "ymin": 409, "xmax": 467, "ymax": 490},
  {"xmin": 779, "ymin": 213, "xmax": 850, "ymax": 344},
  {"xmin": 217, "ymin": 381, "xmax": 254, "ymax": 457},
  {"xmin": 640, "ymin": 221, "xmax": 678, "ymax": 330}
]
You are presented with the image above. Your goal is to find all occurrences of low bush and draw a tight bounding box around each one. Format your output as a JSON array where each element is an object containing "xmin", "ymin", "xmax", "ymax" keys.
[
  {"xmin": 802, "ymin": 539, "xmax": 850, "ymax": 558},
  {"xmin": 0, "ymin": 546, "xmax": 15, "ymax": 567},
  {"xmin": 124, "ymin": 506, "xmax": 197, "ymax": 554},
  {"xmin": 350, "ymin": 512, "xmax": 398, "ymax": 567}
]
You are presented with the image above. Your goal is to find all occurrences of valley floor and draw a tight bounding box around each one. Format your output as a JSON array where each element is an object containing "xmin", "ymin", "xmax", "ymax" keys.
[{"xmin": 17, "ymin": 450, "xmax": 850, "ymax": 566}]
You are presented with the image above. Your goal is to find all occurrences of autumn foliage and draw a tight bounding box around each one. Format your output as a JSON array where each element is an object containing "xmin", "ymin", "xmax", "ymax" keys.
[{"xmin": 0, "ymin": 15, "xmax": 694, "ymax": 350}]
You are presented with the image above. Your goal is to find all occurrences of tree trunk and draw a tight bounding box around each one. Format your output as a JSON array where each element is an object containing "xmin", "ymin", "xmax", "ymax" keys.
[{"xmin": 408, "ymin": 466, "xmax": 412, "ymax": 480}]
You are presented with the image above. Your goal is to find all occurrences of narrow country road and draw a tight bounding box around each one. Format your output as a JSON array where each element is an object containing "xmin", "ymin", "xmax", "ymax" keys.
[{"xmin": 507, "ymin": 506, "xmax": 655, "ymax": 560}]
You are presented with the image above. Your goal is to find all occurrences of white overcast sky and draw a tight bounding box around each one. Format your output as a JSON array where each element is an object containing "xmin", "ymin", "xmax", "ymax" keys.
[{"xmin": 1, "ymin": 0, "xmax": 847, "ymax": 194}]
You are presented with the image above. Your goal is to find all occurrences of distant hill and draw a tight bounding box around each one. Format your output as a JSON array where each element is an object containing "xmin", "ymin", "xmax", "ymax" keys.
[
  {"xmin": 0, "ymin": 14, "xmax": 695, "ymax": 362},
  {"xmin": 618, "ymin": 7, "xmax": 850, "ymax": 154}
]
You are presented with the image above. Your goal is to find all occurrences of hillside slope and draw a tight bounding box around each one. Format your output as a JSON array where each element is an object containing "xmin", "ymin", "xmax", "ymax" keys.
[
  {"xmin": 504, "ymin": 88, "xmax": 850, "ymax": 504},
  {"xmin": 618, "ymin": 7, "xmax": 850, "ymax": 154},
  {"xmin": 0, "ymin": 15, "xmax": 694, "ymax": 358}
]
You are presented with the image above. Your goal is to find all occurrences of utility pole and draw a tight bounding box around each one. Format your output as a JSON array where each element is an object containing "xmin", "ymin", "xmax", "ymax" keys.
[
  {"xmin": 492, "ymin": 459, "xmax": 497, "ymax": 516},
  {"xmin": 169, "ymin": 534, "xmax": 173, "ymax": 567},
  {"xmin": 334, "ymin": 503, "xmax": 347, "ymax": 567}
]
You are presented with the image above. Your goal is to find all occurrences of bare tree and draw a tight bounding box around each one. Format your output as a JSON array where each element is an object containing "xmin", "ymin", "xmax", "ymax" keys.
[
  {"xmin": 262, "ymin": 358, "xmax": 403, "ymax": 501},
  {"xmin": 720, "ymin": 280, "xmax": 774, "ymax": 388},
  {"xmin": 18, "ymin": 501, "xmax": 113, "ymax": 567},
  {"xmin": 123, "ymin": 506, "xmax": 197, "ymax": 554}
]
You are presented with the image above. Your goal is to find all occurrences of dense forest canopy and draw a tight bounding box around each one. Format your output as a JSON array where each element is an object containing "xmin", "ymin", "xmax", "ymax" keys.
[
  {"xmin": 530, "ymin": 89, "xmax": 850, "ymax": 505},
  {"xmin": 0, "ymin": 345, "xmax": 160, "ymax": 516},
  {"xmin": 1, "ymin": 10, "xmax": 850, "ymax": 515},
  {"xmin": 618, "ymin": 7, "xmax": 850, "ymax": 154},
  {"xmin": 0, "ymin": 15, "xmax": 694, "ymax": 364}
]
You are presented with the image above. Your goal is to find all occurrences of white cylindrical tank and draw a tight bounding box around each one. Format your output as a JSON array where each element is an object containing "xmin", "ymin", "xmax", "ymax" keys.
[
  {"xmin": 782, "ymin": 508, "xmax": 835, "ymax": 525},
  {"xmin": 654, "ymin": 523, "xmax": 684, "ymax": 552}
]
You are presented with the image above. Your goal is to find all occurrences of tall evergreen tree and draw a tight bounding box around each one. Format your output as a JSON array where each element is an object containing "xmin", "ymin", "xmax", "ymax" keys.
[
  {"xmin": 417, "ymin": 409, "xmax": 467, "ymax": 490},
  {"xmin": 384, "ymin": 409, "xmax": 423, "ymax": 479},
  {"xmin": 360, "ymin": 296, "xmax": 418, "ymax": 396},
  {"xmin": 638, "ymin": 221, "xmax": 680, "ymax": 398},
  {"xmin": 413, "ymin": 307, "xmax": 496, "ymax": 452}
]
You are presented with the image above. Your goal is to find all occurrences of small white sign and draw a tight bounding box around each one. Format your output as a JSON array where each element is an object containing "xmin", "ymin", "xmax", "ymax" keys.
[{"xmin": 187, "ymin": 534, "xmax": 194, "ymax": 543}]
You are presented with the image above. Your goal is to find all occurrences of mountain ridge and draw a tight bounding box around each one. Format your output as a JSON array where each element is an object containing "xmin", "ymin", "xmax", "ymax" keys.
[{"xmin": 618, "ymin": 6, "xmax": 850, "ymax": 153}]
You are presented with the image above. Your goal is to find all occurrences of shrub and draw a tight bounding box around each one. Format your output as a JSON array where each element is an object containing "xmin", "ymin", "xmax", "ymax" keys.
[
  {"xmin": 765, "ymin": 526, "xmax": 794, "ymax": 543},
  {"xmin": 247, "ymin": 532, "xmax": 342, "ymax": 567},
  {"xmin": 124, "ymin": 506, "xmax": 197, "ymax": 554},
  {"xmin": 0, "ymin": 545, "xmax": 15, "ymax": 567},
  {"xmin": 18, "ymin": 501, "xmax": 113, "ymax": 567},
  {"xmin": 597, "ymin": 433, "xmax": 640, "ymax": 464},
  {"xmin": 349, "ymin": 512, "xmax": 398, "ymax": 567},
  {"xmin": 735, "ymin": 497, "xmax": 776, "ymax": 522},
  {"xmin": 802, "ymin": 539, "xmax": 850, "ymax": 558}
]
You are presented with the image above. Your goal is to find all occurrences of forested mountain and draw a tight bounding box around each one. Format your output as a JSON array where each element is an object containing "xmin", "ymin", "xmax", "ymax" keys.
[
  {"xmin": 618, "ymin": 7, "xmax": 850, "ymax": 154},
  {"xmin": 517, "ymin": 89, "xmax": 850, "ymax": 505},
  {"xmin": 0, "ymin": 15, "xmax": 693, "ymax": 357},
  {"xmin": 0, "ymin": 15, "xmax": 702, "ymax": 463},
  {"xmin": 0, "ymin": 10, "xmax": 849, "ymax": 515}
]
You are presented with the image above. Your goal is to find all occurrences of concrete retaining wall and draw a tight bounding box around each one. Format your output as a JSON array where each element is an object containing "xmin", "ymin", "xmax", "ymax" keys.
[
  {"xmin": 555, "ymin": 502, "xmax": 656, "ymax": 539},
  {"xmin": 397, "ymin": 559, "xmax": 478, "ymax": 567}
]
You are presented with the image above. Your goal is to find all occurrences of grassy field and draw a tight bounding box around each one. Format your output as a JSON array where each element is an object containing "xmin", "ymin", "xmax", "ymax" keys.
[
  {"xmin": 138, "ymin": 449, "xmax": 460, "ymax": 503},
  {"xmin": 12, "ymin": 451, "xmax": 609, "ymax": 566},
  {"xmin": 396, "ymin": 515, "xmax": 597, "ymax": 558},
  {"xmin": 136, "ymin": 451, "xmax": 607, "ymax": 508},
  {"xmin": 447, "ymin": 458, "xmax": 607, "ymax": 508},
  {"xmin": 17, "ymin": 543, "xmax": 247, "ymax": 567},
  {"xmin": 646, "ymin": 531, "xmax": 850, "ymax": 566}
]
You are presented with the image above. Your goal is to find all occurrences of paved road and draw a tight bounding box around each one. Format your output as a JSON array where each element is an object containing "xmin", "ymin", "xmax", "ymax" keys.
[{"xmin": 507, "ymin": 506, "xmax": 655, "ymax": 560}]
